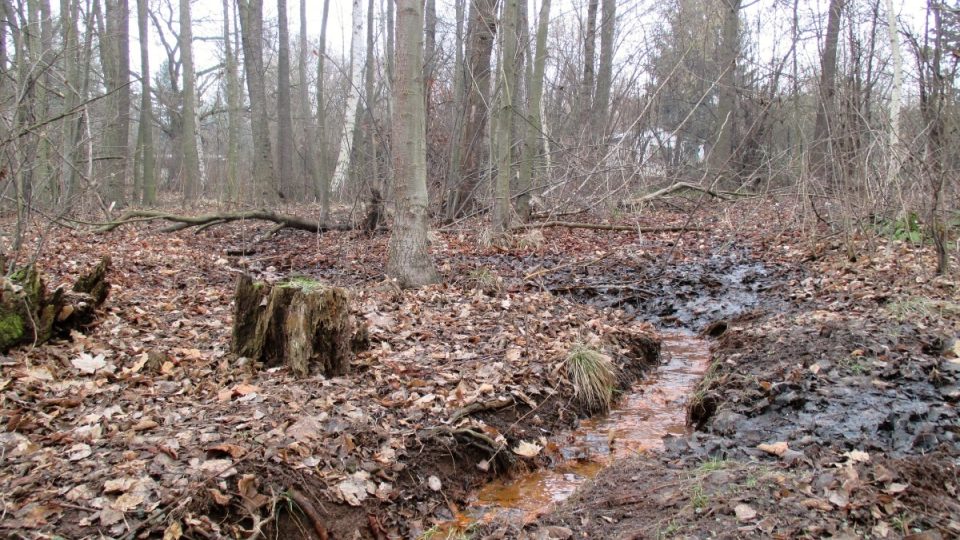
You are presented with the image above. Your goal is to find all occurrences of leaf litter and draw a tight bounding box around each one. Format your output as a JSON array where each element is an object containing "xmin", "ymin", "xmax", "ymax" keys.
[{"xmin": 2, "ymin": 199, "xmax": 958, "ymax": 539}]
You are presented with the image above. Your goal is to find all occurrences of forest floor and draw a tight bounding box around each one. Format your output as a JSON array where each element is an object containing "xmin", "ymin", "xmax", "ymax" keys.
[{"xmin": 0, "ymin": 195, "xmax": 957, "ymax": 539}]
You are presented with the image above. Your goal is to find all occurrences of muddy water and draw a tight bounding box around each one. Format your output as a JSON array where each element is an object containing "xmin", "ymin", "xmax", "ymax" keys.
[{"xmin": 468, "ymin": 332, "xmax": 712, "ymax": 524}]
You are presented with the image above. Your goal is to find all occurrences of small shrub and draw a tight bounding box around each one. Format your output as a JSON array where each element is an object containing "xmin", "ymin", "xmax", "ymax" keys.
[{"xmin": 565, "ymin": 345, "xmax": 618, "ymax": 413}]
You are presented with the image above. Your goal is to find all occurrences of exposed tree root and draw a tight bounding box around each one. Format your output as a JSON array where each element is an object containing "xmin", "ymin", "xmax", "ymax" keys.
[
  {"xmin": 286, "ymin": 489, "xmax": 329, "ymax": 540},
  {"xmin": 96, "ymin": 209, "xmax": 354, "ymax": 234}
]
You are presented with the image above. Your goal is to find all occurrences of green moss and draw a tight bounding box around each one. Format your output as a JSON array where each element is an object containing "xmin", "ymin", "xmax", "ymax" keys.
[
  {"xmin": 0, "ymin": 312, "xmax": 25, "ymax": 349},
  {"xmin": 279, "ymin": 276, "xmax": 325, "ymax": 291}
]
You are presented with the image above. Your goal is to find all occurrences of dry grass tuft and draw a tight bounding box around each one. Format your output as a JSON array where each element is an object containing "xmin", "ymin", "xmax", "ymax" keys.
[{"xmin": 566, "ymin": 345, "xmax": 618, "ymax": 413}]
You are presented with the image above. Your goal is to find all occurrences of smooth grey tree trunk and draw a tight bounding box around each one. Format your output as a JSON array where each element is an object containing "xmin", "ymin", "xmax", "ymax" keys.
[
  {"xmin": 811, "ymin": 0, "xmax": 844, "ymax": 185},
  {"xmin": 136, "ymin": 0, "xmax": 156, "ymax": 204},
  {"xmin": 709, "ymin": 0, "xmax": 742, "ymax": 174},
  {"xmin": 580, "ymin": 0, "xmax": 598, "ymax": 121},
  {"xmin": 238, "ymin": 0, "xmax": 278, "ymax": 203},
  {"xmin": 387, "ymin": 0, "xmax": 440, "ymax": 288},
  {"xmin": 593, "ymin": 0, "xmax": 615, "ymax": 134},
  {"xmin": 517, "ymin": 0, "xmax": 551, "ymax": 221},
  {"xmin": 179, "ymin": 0, "xmax": 200, "ymax": 202},
  {"xmin": 316, "ymin": 0, "xmax": 330, "ymax": 217},
  {"xmin": 223, "ymin": 0, "xmax": 240, "ymax": 203},
  {"xmin": 276, "ymin": 0, "xmax": 295, "ymax": 199},
  {"xmin": 298, "ymin": 0, "xmax": 318, "ymax": 202},
  {"xmin": 492, "ymin": 0, "xmax": 519, "ymax": 233}
]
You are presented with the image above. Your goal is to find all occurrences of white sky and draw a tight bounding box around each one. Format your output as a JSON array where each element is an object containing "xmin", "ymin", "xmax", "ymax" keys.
[{"xmin": 129, "ymin": 0, "xmax": 928, "ymax": 101}]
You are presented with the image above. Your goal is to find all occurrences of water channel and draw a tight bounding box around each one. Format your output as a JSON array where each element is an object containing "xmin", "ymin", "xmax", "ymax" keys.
[{"xmin": 466, "ymin": 331, "xmax": 712, "ymax": 525}]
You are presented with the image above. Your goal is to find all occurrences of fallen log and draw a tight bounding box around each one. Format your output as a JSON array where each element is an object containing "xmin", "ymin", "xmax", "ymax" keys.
[
  {"xmin": 232, "ymin": 275, "xmax": 368, "ymax": 377},
  {"xmin": 0, "ymin": 256, "xmax": 111, "ymax": 351},
  {"xmin": 620, "ymin": 181, "xmax": 733, "ymax": 208},
  {"xmin": 512, "ymin": 221, "xmax": 698, "ymax": 233},
  {"xmin": 97, "ymin": 209, "xmax": 354, "ymax": 234}
]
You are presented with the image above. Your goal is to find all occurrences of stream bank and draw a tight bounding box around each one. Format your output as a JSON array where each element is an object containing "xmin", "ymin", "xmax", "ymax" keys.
[{"xmin": 490, "ymin": 240, "xmax": 960, "ymax": 539}]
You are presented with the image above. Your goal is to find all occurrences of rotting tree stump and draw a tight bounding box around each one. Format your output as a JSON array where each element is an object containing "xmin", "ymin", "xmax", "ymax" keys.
[
  {"xmin": 0, "ymin": 255, "xmax": 111, "ymax": 351},
  {"xmin": 232, "ymin": 275, "xmax": 367, "ymax": 377}
]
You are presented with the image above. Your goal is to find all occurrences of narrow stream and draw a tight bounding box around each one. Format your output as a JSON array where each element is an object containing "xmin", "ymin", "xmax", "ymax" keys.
[{"xmin": 466, "ymin": 331, "xmax": 712, "ymax": 525}]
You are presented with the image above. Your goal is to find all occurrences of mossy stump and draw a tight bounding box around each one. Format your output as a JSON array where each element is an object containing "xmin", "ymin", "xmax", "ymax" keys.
[
  {"xmin": 232, "ymin": 275, "xmax": 363, "ymax": 377},
  {"xmin": 0, "ymin": 256, "xmax": 111, "ymax": 351}
]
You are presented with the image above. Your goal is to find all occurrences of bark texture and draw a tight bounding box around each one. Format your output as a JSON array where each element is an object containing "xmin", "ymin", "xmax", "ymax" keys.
[
  {"xmin": 232, "ymin": 275, "xmax": 363, "ymax": 377},
  {"xmin": 387, "ymin": 0, "xmax": 440, "ymax": 288},
  {"xmin": 0, "ymin": 257, "xmax": 110, "ymax": 351}
]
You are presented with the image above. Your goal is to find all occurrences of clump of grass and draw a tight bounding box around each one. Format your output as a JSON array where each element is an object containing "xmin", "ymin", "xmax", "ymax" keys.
[
  {"xmin": 516, "ymin": 229, "xmax": 545, "ymax": 250},
  {"xmin": 466, "ymin": 267, "xmax": 503, "ymax": 296},
  {"xmin": 566, "ymin": 345, "xmax": 618, "ymax": 413},
  {"xmin": 886, "ymin": 295, "xmax": 960, "ymax": 322}
]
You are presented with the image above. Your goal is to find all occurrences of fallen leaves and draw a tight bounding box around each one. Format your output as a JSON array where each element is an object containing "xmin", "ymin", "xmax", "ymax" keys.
[
  {"xmin": 513, "ymin": 440, "xmax": 543, "ymax": 458},
  {"xmin": 71, "ymin": 352, "xmax": 107, "ymax": 374}
]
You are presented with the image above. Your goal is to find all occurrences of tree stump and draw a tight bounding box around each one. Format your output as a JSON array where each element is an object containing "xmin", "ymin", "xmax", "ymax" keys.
[
  {"xmin": 232, "ymin": 275, "xmax": 364, "ymax": 377},
  {"xmin": 0, "ymin": 256, "xmax": 111, "ymax": 351}
]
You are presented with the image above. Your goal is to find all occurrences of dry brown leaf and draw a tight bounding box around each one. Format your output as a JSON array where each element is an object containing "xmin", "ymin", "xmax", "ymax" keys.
[
  {"xmin": 734, "ymin": 503, "xmax": 757, "ymax": 521},
  {"xmin": 758, "ymin": 441, "xmax": 789, "ymax": 457}
]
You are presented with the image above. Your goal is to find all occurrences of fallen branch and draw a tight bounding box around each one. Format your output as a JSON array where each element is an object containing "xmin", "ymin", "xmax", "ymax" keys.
[
  {"xmin": 448, "ymin": 396, "xmax": 514, "ymax": 424},
  {"xmin": 621, "ymin": 181, "xmax": 732, "ymax": 207},
  {"xmin": 513, "ymin": 221, "xmax": 698, "ymax": 233},
  {"xmin": 524, "ymin": 252, "xmax": 612, "ymax": 281},
  {"xmin": 96, "ymin": 209, "xmax": 353, "ymax": 234}
]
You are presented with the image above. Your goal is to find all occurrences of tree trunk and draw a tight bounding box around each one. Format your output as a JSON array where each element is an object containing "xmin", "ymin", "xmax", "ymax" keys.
[
  {"xmin": 388, "ymin": 0, "xmax": 440, "ymax": 288},
  {"xmin": 449, "ymin": 0, "xmax": 500, "ymax": 218},
  {"xmin": 709, "ymin": 0, "xmax": 742, "ymax": 174},
  {"xmin": 811, "ymin": 0, "xmax": 845, "ymax": 185},
  {"xmin": 593, "ymin": 0, "xmax": 615, "ymax": 134},
  {"xmin": 237, "ymin": 0, "xmax": 278, "ymax": 203},
  {"xmin": 137, "ymin": 0, "xmax": 157, "ymax": 205},
  {"xmin": 276, "ymin": 0, "xmax": 295, "ymax": 199},
  {"xmin": 517, "ymin": 0, "xmax": 550, "ymax": 221},
  {"xmin": 364, "ymin": 0, "xmax": 380, "ymax": 230},
  {"xmin": 99, "ymin": 0, "xmax": 130, "ymax": 207},
  {"xmin": 232, "ymin": 275, "xmax": 363, "ymax": 377},
  {"xmin": 884, "ymin": 0, "xmax": 903, "ymax": 201},
  {"xmin": 298, "ymin": 0, "xmax": 318, "ymax": 203},
  {"xmin": 580, "ymin": 0, "xmax": 598, "ymax": 121},
  {"xmin": 223, "ymin": 0, "xmax": 240, "ymax": 203},
  {"xmin": 331, "ymin": 0, "xmax": 365, "ymax": 195},
  {"xmin": 316, "ymin": 0, "xmax": 331, "ymax": 217},
  {"xmin": 444, "ymin": 0, "xmax": 467, "ymax": 218},
  {"xmin": 492, "ymin": 0, "xmax": 519, "ymax": 233},
  {"xmin": 179, "ymin": 0, "xmax": 200, "ymax": 202}
]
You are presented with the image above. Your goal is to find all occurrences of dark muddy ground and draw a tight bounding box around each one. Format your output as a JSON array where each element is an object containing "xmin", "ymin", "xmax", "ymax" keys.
[{"xmin": 485, "ymin": 236, "xmax": 960, "ymax": 539}]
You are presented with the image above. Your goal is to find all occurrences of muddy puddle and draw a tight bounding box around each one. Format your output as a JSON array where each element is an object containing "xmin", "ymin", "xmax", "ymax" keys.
[{"xmin": 464, "ymin": 331, "xmax": 712, "ymax": 525}]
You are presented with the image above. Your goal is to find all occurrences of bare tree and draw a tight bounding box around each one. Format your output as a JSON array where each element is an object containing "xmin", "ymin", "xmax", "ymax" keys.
[
  {"xmin": 99, "ymin": 0, "xmax": 131, "ymax": 206},
  {"xmin": 179, "ymin": 0, "xmax": 200, "ymax": 201},
  {"xmin": 387, "ymin": 0, "xmax": 440, "ymax": 288},
  {"xmin": 448, "ymin": 0, "xmax": 500, "ymax": 218},
  {"xmin": 316, "ymin": 0, "xmax": 331, "ymax": 217},
  {"xmin": 709, "ymin": 0, "xmax": 742, "ymax": 175},
  {"xmin": 811, "ymin": 0, "xmax": 845, "ymax": 185},
  {"xmin": 331, "ymin": 0, "xmax": 365, "ymax": 195},
  {"xmin": 237, "ymin": 0, "xmax": 278, "ymax": 202},
  {"xmin": 593, "ymin": 0, "xmax": 615, "ymax": 133},
  {"xmin": 276, "ymin": 0, "xmax": 295, "ymax": 198},
  {"xmin": 517, "ymin": 0, "xmax": 551, "ymax": 221},
  {"xmin": 580, "ymin": 0, "xmax": 598, "ymax": 120},
  {"xmin": 492, "ymin": 0, "xmax": 519, "ymax": 233},
  {"xmin": 297, "ymin": 0, "xmax": 318, "ymax": 202},
  {"xmin": 222, "ymin": 0, "xmax": 240, "ymax": 203},
  {"xmin": 136, "ymin": 0, "xmax": 157, "ymax": 204}
]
